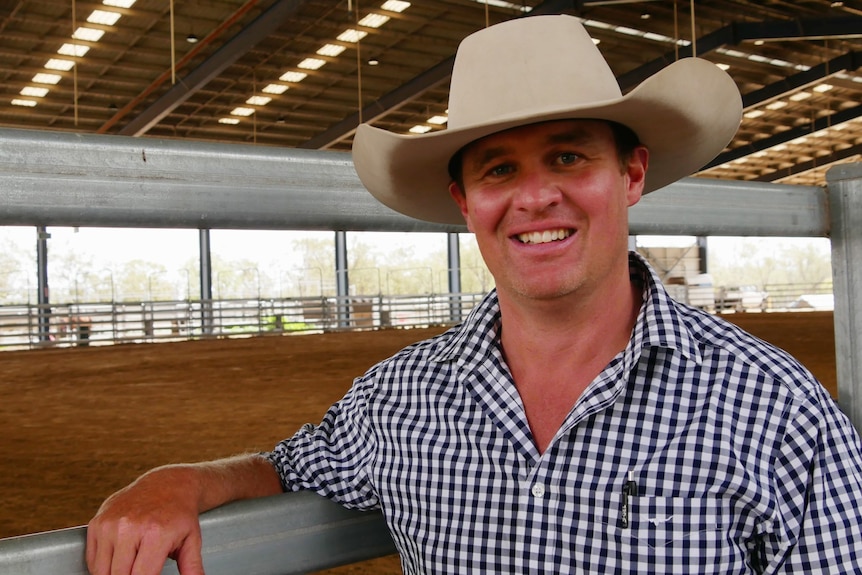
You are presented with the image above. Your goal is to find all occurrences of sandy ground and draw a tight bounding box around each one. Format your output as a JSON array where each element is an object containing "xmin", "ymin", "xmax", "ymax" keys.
[{"xmin": 0, "ymin": 311, "xmax": 837, "ymax": 573}]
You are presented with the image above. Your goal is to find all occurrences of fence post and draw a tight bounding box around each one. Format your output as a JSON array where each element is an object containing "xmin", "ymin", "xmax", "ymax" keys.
[{"xmin": 827, "ymin": 163, "xmax": 862, "ymax": 431}]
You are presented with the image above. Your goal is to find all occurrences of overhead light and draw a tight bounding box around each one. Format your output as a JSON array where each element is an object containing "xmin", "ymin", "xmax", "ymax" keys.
[
  {"xmin": 88, "ymin": 10, "xmax": 121, "ymax": 26},
  {"xmin": 230, "ymin": 107, "xmax": 255, "ymax": 116},
  {"xmin": 280, "ymin": 71, "xmax": 308, "ymax": 83},
  {"xmin": 20, "ymin": 86, "xmax": 49, "ymax": 97},
  {"xmin": 716, "ymin": 63, "xmax": 730, "ymax": 71},
  {"xmin": 427, "ymin": 115, "xmax": 448, "ymax": 125},
  {"xmin": 219, "ymin": 117, "xmax": 240, "ymax": 125},
  {"xmin": 409, "ymin": 125, "xmax": 432, "ymax": 134},
  {"xmin": 246, "ymin": 96, "xmax": 272, "ymax": 106},
  {"xmin": 11, "ymin": 99, "xmax": 38, "ymax": 107},
  {"xmin": 813, "ymin": 83, "xmax": 834, "ymax": 93},
  {"xmin": 789, "ymin": 91, "xmax": 812, "ymax": 101},
  {"xmin": 317, "ymin": 44, "xmax": 346, "ymax": 57},
  {"xmin": 72, "ymin": 27, "xmax": 105, "ymax": 42},
  {"xmin": 766, "ymin": 101, "xmax": 787, "ymax": 110},
  {"xmin": 640, "ymin": 12, "xmax": 651, "ymax": 20},
  {"xmin": 32, "ymin": 73, "xmax": 63, "ymax": 85},
  {"xmin": 358, "ymin": 13, "xmax": 390, "ymax": 28},
  {"xmin": 338, "ymin": 29, "xmax": 367, "ymax": 43},
  {"xmin": 102, "ymin": 0, "xmax": 136, "ymax": 7},
  {"xmin": 743, "ymin": 110, "xmax": 765, "ymax": 119},
  {"xmin": 262, "ymin": 83, "xmax": 288, "ymax": 94},
  {"xmin": 381, "ymin": 1, "xmax": 410, "ymax": 12},
  {"xmin": 297, "ymin": 58, "xmax": 326, "ymax": 70},
  {"xmin": 45, "ymin": 58, "xmax": 76, "ymax": 71},
  {"xmin": 186, "ymin": 34, "xmax": 199, "ymax": 44},
  {"xmin": 367, "ymin": 57, "xmax": 380, "ymax": 66},
  {"xmin": 58, "ymin": 43, "xmax": 90, "ymax": 57}
]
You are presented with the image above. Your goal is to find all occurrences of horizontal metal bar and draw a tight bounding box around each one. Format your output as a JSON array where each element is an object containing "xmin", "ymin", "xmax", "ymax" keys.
[
  {"xmin": 0, "ymin": 127, "xmax": 828, "ymax": 237},
  {"xmin": 0, "ymin": 491, "xmax": 396, "ymax": 575}
]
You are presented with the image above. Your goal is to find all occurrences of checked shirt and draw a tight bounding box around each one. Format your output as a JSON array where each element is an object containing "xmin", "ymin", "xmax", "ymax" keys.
[{"xmin": 266, "ymin": 253, "xmax": 862, "ymax": 574}]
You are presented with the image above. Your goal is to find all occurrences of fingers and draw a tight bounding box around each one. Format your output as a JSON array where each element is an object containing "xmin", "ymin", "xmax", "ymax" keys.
[{"xmin": 86, "ymin": 516, "xmax": 205, "ymax": 575}]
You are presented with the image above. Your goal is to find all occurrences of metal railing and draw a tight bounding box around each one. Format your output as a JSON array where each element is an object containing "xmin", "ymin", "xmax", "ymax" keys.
[
  {"xmin": 0, "ymin": 293, "xmax": 486, "ymax": 351},
  {"xmin": 0, "ymin": 491, "xmax": 397, "ymax": 575}
]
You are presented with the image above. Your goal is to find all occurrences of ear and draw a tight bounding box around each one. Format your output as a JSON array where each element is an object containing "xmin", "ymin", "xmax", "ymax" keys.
[
  {"xmin": 448, "ymin": 181, "xmax": 473, "ymax": 230},
  {"xmin": 625, "ymin": 146, "xmax": 649, "ymax": 207}
]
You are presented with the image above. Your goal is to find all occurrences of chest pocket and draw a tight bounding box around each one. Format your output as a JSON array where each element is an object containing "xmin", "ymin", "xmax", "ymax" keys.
[{"xmin": 587, "ymin": 493, "xmax": 752, "ymax": 572}]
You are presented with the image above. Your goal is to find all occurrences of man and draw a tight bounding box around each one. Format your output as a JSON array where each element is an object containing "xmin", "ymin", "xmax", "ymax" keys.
[{"xmin": 87, "ymin": 15, "xmax": 862, "ymax": 574}]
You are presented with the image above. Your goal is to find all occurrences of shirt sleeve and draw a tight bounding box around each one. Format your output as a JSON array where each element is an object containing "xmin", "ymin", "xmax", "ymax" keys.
[
  {"xmin": 761, "ymin": 388, "xmax": 862, "ymax": 572},
  {"xmin": 264, "ymin": 371, "xmax": 381, "ymax": 511}
]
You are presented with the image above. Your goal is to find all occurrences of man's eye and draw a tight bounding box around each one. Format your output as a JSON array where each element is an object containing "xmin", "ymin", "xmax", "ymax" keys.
[
  {"xmin": 489, "ymin": 164, "xmax": 513, "ymax": 177},
  {"xmin": 557, "ymin": 152, "xmax": 579, "ymax": 165}
]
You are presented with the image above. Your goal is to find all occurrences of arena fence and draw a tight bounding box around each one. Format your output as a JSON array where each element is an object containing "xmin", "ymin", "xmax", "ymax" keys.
[
  {"xmin": 1, "ymin": 126, "xmax": 860, "ymax": 574},
  {"xmin": 0, "ymin": 293, "xmax": 486, "ymax": 351}
]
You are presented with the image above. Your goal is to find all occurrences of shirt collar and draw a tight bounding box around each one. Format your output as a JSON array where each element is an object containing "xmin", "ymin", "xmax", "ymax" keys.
[{"xmin": 431, "ymin": 251, "xmax": 703, "ymax": 366}]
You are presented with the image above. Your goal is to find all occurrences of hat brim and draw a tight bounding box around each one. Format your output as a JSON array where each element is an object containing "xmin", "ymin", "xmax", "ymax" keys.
[{"xmin": 352, "ymin": 57, "xmax": 741, "ymax": 225}]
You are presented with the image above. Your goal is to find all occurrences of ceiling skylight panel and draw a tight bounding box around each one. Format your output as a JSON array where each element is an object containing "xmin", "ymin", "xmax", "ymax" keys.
[
  {"xmin": 317, "ymin": 44, "xmax": 346, "ymax": 57},
  {"xmin": 45, "ymin": 58, "xmax": 75, "ymax": 71},
  {"xmin": 88, "ymin": 10, "xmax": 121, "ymax": 26},
  {"xmin": 72, "ymin": 27, "xmax": 105, "ymax": 42},
  {"xmin": 32, "ymin": 73, "xmax": 62, "ymax": 85},
  {"xmin": 280, "ymin": 71, "xmax": 308, "ymax": 83},
  {"xmin": 246, "ymin": 96, "xmax": 272, "ymax": 106},
  {"xmin": 20, "ymin": 87, "xmax": 49, "ymax": 97},
  {"xmin": 58, "ymin": 43, "xmax": 90, "ymax": 57},
  {"xmin": 230, "ymin": 107, "xmax": 255, "ymax": 116},
  {"xmin": 381, "ymin": 1, "xmax": 410, "ymax": 12},
  {"xmin": 11, "ymin": 99, "xmax": 37, "ymax": 107},
  {"xmin": 298, "ymin": 58, "xmax": 326, "ymax": 70},
  {"xmin": 338, "ymin": 29, "xmax": 367, "ymax": 43},
  {"xmin": 219, "ymin": 118, "xmax": 240, "ymax": 125},
  {"xmin": 358, "ymin": 13, "xmax": 390, "ymax": 28},
  {"xmin": 262, "ymin": 84, "xmax": 288, "ymax": 95},
  {"xmin": 102, "ymin": 0, "xmax": 136, "ymax": 7}
]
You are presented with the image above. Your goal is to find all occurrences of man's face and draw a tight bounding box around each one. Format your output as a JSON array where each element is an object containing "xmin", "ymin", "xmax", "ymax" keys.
[{"xmin": 448, "ymin": 119, "xmax": 648, "ymax": 305}]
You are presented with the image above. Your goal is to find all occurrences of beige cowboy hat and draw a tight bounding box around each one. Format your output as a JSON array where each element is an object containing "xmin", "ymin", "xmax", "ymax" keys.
[{"xmin": 352, "ymin": 14, "xmax": 742, "ymax": 225}]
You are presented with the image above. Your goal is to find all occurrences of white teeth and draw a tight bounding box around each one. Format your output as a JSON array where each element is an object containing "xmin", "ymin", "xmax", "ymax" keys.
[{"xmin": 517, "ymin": 229, "xmax": 571, "ymax": 245}]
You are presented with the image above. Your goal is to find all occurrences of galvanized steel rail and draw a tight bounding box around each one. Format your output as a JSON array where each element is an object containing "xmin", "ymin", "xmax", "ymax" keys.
[{"xmin": 0, "ymin": 491, "xmax": 396, "ymax": 575}]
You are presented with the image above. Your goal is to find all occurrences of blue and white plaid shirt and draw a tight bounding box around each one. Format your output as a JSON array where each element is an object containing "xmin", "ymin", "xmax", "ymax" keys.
[{"xmin": 267, "ymin": 253, "xmax": 862, "ymax": 573}]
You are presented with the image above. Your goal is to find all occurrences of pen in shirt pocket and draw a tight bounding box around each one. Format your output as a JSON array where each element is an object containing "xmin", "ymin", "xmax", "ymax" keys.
[{"xmin": 620, "ymin": 470, "xmax": 638, "ymax": 529}]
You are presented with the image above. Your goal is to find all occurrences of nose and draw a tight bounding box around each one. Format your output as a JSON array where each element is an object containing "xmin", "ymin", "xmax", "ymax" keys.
[{"xmin": 513, "ymin": 168, "xmax": 562, "ymax": 213}]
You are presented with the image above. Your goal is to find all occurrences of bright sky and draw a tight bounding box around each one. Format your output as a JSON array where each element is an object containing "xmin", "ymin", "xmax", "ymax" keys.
[{"xmin": 0, "ymin": 226, "xmax": 831, "ymax": 273}]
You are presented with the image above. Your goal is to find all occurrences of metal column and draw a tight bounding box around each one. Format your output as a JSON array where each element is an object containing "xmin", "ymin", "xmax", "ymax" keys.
[
  {"xmin": 447, "ymin": 233, "xmax": 462, "ymax": 323},
  {"xmin": 335, "ymin": 231, "xmax": 349, "ymax": 328},
  {"xmin": 35, "ymin": 226, "xmax": 50, "ymax": 343},
  {"xmin": 827, "ymin": 163, "xmax": 862, "ymax": 430},
  {"xmin": 199, "ymin": 229, "xmax": 214, "ymax": 335}
]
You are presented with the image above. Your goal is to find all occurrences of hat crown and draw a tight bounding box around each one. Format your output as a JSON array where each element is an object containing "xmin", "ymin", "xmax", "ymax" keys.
[{"xmin": 448, "ymin": 16, "xmax": 622, "ymax": 129}]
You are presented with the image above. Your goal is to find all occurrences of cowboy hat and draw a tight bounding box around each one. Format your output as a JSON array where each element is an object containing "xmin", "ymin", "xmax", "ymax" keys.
[{"xmin": 352, "ymin": 14, "xmax": 742, "ymax": 225}]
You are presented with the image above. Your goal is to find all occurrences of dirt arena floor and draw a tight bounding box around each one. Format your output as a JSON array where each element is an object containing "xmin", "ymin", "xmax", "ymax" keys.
[{"xmin": 0, "ymin": 311, "xmax": 837, "ymax": 574}]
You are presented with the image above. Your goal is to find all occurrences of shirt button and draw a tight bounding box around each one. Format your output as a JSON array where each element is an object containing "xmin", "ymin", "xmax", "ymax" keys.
[{"xmin": 531, "ymin": 484, "xmax": 545, "ymax": 498}]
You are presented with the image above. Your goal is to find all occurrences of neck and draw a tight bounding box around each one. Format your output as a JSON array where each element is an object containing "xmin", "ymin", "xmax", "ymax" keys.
[{"xmin": 497, "ymin": 266, "xmax": 642, "ymax": 383}]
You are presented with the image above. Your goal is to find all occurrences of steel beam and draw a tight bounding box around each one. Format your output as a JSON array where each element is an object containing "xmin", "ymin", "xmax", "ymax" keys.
[
  {"xmin": 0, "ymin": 128, "xmax": 830, "ymax": 238},
  {"xmin": 298, "ymin": 0, "xmax": 573, "ymax": 149},
  {"xmin": 0, "ymin": 491, "xmax": 396, "ymax": 575},
  {"xmin": 707, "ymin": 104, "xmax": 862, "ymax": 170},
  {"xmin": 827, "ymin": 163, "xmax": 862, "ymax": 429},
  {"xmin": 120, "ymin": 0, "xmax": 311, "ymax": 137}
]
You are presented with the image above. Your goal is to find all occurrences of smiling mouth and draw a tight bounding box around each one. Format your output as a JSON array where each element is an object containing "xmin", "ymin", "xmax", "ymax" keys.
[{"xmin": 516, "ymin": 228, "xmax": 573, "ymax": 245}]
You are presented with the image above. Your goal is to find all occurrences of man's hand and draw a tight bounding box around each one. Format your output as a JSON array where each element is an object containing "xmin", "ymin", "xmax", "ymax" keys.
[
  {"xmin": 85, "ymin": 455, "xmax": 283, "ymax": 575},
  {"xmin": 86, "ymin": 466, "xmax": 205, "ymax": 575}
]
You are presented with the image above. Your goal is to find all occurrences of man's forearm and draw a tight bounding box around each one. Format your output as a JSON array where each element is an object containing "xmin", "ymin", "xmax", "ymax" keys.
[{"xmin": 137, "ymin": 453, "xmax": 284, "ymax": 514}]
